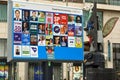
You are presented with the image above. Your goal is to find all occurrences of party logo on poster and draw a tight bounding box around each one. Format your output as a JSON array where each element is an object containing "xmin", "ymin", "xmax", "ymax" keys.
[
  {"xmin": 30, "ymin": 46, "xmax": 38, "ymax": 57},
  {"xmin": 22, "ymin": 46, "xmax": 30, "ymax": 56},
  {"xmin": 53, "ymin": 24, "xmax": 60, "ymax": 35},
  {"xmin": 14, "ymin": 33, "xmax": 22, "ymax": 45},
  {"xmin": 30, "ymin": 23, "xmax": 38, "ymax": 34},
  {"xmin": 68, "ymin": 37, "xmax": 75, "ymax": 47},
  {"xmin": 22, "ymin": 33, "xmax": 30, "ymax": 45},
  {"xmin": 14, "ymin": 22, "xmax": 22, "ymax": 33}
]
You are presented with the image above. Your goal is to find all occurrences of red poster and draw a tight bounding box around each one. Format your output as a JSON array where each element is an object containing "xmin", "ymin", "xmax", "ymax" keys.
[
  {"xmin": 53, "ymin": 13, "xmax": 61, "ymax": 24},
  {"xmin": 60, "ymin": 14, "xmax": 68, "ymax": 25}
]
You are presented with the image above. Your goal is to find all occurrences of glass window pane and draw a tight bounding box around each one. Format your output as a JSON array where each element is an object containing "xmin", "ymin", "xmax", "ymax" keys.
[{"xmin": 0, "ymin": 4, "xmax": 7, "ymax": 22}]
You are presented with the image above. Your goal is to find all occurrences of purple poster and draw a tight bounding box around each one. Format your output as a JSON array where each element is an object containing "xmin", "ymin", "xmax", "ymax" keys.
[{"xmin": 14, "ymin": 33, "xmax": 22, "ymax": 45}]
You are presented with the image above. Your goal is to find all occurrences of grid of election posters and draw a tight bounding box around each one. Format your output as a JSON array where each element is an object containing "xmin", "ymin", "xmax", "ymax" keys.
[{"xmin": 12, "ymin": 1, "xmax": 83, "ymax": 61}]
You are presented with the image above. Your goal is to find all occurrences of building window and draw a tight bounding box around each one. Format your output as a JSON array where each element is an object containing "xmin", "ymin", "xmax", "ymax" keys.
[
  {"xmin": 97, "ymin": 11, "xmax": 103, "ymax": 29},
  {"xmin": 0, "ymin": 3, "xmax": 7, "ymax": 22},
  {"xmin": 83, "ymin": 11, "xmax": 103, "ymax": 29},
  {"xmin": 113, "ymin": 43, "xmax": 120, "ymax": 71},
  {"xmin": 53, "ymin": 0, "xmax": 83, "ymax": 3},
  {"xmin": 108, "ymin": 0, "xmax": 120, "ymax": 6},
  {"xmin": 85, "ymin": 0, "xmax": 106, "ymax": 4}
]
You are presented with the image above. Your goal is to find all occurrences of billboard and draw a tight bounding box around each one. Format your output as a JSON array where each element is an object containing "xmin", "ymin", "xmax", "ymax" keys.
[{"xmin": 8, "ymin": 0, "xmax": 84, "ymax": 61}]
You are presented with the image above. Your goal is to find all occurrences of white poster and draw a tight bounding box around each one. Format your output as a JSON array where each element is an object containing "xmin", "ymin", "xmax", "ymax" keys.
[
  {"xmin": 14, "ymin": 45, "xmax": 21, "ymax": 57},
  {"xmin": 30, "ymin": 46, "xmax": 38, "ymax": 57},
  {"xmin": 22, "ymin": 46, "xmax": 30, "ymax": 56},
  {"xmin": 68, "ymin": 37, "xmax": 75, "ymax": 47}
]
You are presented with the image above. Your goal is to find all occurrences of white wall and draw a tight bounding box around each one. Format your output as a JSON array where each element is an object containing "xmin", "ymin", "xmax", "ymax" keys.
[
  {"xmin": 0, "ymin": 39, "xmax": 7, "ymax": 57},
  {"xmin": 103, "ymin": 11, "xmax": 120, "ymax": 68},
  {"xmin": 0, "ymin": 22, "xmax": 7, "ymax": 38},
  {"xmin": 18, "ymin": 62, "xmax": 28, "ymax": 80}
]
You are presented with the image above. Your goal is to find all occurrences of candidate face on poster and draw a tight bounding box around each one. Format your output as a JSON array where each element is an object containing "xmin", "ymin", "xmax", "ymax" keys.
[
  {"xmin": 60, "ymin": 25, "xmax": 68, "ymax": 35},
  {"xmin": 22, "ymin": 22, "xmax": 29, "ymax": 34},
  {"xmin": 60, "ymin": 36, "xmax": 68, "ymax": 47},
  {"xmin": 14, "ymin": 45, "xmax": 21, "ymax": 57},
  {"xmin": 22, "ymin": 10, "xmax": 30, "ymax": 21},
  {"xmin": 38, "ymin": 23, "xmax": 45, "ymax": 34},
  {"xmin": 14, "ymin": 9, "xmax": 22, "ymax": 21},
  {"xmin": 38, "ymin": 11, "xmax": 45, "ymax": 23},
  {"xmin": 30, "ymin": 11, "xmax": 38, "ymax": 22},
  {"xmin": 38, "ymin": 35, "xmax": 46, "ymax": 46},
  {"xmin": 46, "ymin": 35, "xmax": 53, "ymax": 46}
]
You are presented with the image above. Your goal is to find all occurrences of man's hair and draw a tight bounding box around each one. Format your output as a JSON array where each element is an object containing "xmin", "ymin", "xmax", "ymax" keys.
[{"xmin": 15, "ymin": 10, "xmax": 20, "ymax": 13}]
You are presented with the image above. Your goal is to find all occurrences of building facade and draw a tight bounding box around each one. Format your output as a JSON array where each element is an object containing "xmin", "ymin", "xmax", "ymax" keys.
[{"xmin": 1, "ymin": 0, "xmax": 120, "ymax": 80}]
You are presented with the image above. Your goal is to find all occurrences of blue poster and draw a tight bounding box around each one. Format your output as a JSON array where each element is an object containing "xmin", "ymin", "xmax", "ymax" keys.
[
  {"xmin": 22, "ymin": 33, "xmax": 30, "ymax": 45},
  {"xmin": 34, "ymin": 66, "xmax": 43, "ymax": 80}
]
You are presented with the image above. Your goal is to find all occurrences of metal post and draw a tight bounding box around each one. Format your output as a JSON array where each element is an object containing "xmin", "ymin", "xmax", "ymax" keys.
[{"xmin": 92, "ymin": 2, "xmax": 98, "ymax": 51}]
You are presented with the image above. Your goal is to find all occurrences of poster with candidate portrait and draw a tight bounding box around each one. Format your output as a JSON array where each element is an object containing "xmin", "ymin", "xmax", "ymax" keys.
[{"xmin": 10, "ymin": 1, "xmax": 83, "ymax": 61}]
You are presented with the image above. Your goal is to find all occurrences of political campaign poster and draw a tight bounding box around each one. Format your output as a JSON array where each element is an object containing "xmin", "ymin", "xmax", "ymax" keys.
[
  {"xmin": 68, "ymin": 37, "xmax": 75, "ymax": 47},
  {"xmin": 14, "ymin": 22, "xmax": 22, "ymax": 33},
  {"xmin": 22, "ymin": 33, "xmax": 30, "ymax": 45},
  {"xmin": 22, "ymin": 46, "xmax": 30, "ymax": 56},
  {"xmin": 30, "ymin": 46, "xmax": 38, "ymax": 57},
  {"xmin": 14, "ymin": 33, "xmax": 22, "ymax": 45},
  {"xmin": 53, "ymin": 24, "xmax": 60, "ymax": 35},
  {"xmin": 14, "ymin": 45, "xmax": 21, "ymax": 57},
  {"xmin": 46, "ymin": 12, "xmax": 53, "ymax": 24},
  {"xmin": 9, "ymin": 0, "xmax": 84, "ymax": 61}
]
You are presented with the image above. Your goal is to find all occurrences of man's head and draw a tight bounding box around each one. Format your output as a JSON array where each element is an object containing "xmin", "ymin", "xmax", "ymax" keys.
[
  {"xmin": 32, "ymin": 11, "xmax": 36, "ymax": 17},
  {"xmin": 15, "ymin": 10, "xmax": 20, "ymax": 19}
]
